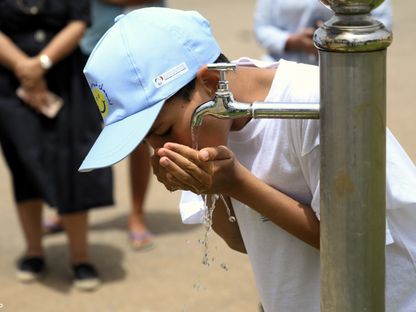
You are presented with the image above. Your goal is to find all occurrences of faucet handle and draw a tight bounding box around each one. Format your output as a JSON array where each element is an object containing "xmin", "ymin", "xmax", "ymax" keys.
[
  {"xmin": 207, "ymin": 63, "xmax": 236, "ymax": 80},
  {"xmin": 207, "ymin": 63, "xmax": 237, "ymax": 71},
  {"xmin": 207, "ymin": 63, "xmax": 236, "ymax": 92}
]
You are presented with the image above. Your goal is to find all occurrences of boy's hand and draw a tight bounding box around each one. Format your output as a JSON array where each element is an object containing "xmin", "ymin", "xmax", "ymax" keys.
[{"xmin": 152, "ymin": 143, "xmax": 242, "ymax": 195}]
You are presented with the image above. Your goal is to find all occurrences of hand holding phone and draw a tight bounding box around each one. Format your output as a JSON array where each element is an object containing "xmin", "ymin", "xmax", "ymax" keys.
[{"xmin": 16, "ymin": 85, "xmax": 63, "ymax": 118}]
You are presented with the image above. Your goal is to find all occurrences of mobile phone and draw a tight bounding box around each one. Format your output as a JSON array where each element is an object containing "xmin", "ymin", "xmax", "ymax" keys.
[
  {"xmin": 16, "ymin": 87, "xmax": 64, "ymax": 118},
  {"xmin": 38, "ymin": 91, "xmax": 64, "ymax": 118}
]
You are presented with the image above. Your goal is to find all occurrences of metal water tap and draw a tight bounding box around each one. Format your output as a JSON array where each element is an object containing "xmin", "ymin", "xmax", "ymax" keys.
[
  {"xmin": 191, "ymin": 63, "xmax": 320, "ymax": 128},
  {"xmin": 191, "ymin": 63, "xmax": 251, "ymax": 128}
]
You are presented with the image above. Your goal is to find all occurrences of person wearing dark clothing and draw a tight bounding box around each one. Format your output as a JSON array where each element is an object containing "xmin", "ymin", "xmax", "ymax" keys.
[{"xmin": 0, "ymin": 0, "xmax": 113, "ymax": 291}]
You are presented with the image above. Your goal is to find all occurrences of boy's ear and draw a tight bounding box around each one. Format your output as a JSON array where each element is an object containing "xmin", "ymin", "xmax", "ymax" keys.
[{"xmin": 196, "ymin": 65, "xmax": 219, "ymax": 97}]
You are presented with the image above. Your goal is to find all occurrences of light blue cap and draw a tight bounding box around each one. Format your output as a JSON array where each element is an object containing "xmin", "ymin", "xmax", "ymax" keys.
[{"xmin": 79, "ymin": 8, "xmax": 221, "ymax": 172}]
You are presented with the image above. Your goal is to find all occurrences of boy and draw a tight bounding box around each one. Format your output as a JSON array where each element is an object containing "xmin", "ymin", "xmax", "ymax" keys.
[{"xmin": 79, "ymin": 8, "xmax": 416, "ymax": 311}]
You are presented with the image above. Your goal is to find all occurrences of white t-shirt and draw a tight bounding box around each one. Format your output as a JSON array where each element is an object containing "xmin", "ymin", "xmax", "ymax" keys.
[
  {"xmin": 228, "ymin": 59, "xmax": 321, "ymax": 311},
  {"xmin": 180, "ymin": 59, "xmax": 416, "ymax": 312}
]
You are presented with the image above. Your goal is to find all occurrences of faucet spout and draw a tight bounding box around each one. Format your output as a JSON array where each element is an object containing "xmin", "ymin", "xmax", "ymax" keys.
[
  {"xmin": 191, "ymin": 99, "xmax": 320, "ymax": 128},
  {"xmin": 191, "ymin": 97, "xmax": 251, "ymax": 128},
  {"xmin": 191, "ymin": 100, "xmax": 216, "ymax": 128},
  {"xmin": 190, "ymin": 62, "xmax": 320, "ymax": 129}
]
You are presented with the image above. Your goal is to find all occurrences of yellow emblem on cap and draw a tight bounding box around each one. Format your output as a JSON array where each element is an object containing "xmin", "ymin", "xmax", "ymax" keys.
[{"xmin": 92, "ymin": 87, "xmax": 109, "ymax": 118}]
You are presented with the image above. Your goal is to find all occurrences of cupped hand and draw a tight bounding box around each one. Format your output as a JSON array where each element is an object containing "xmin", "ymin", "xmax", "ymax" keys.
[{"xmin": 151, "ymin": 143, "xmax": 242, "ymax": 195}]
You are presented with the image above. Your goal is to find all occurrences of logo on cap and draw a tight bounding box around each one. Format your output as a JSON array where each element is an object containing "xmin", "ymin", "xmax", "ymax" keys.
[
  {"xmin": 91, "ymin": 83, "xmax": 111, "ymax": 118},
  {"xmin": 153, "ymin": 62, "xmax": 189, "ymax": 88}
]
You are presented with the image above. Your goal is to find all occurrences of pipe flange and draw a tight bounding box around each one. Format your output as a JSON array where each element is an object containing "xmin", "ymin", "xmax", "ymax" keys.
[{"xmin": 314, "ymin": 13, "xmax": 392, "ymax": 52}]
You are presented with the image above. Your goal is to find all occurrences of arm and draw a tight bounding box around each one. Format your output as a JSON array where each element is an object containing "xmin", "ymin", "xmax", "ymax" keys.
[
  {"xmin": 254, "ymin": 0, "xmax": 316, "ymax": 56},
  {"xmin": 0, "ymin": 32, "xmax": 28, "ymax": 71},
  {"xmin": 14, "ymin": 20, "xmax": 87, "ymax": 88},
  {"xmin": 38, "ymin": 20, "xmax": 87, "ymax": 66},
  {"xmin": 0, "ymin": 34, "xmax": 51, "ymax": 111},
  {"xmin": 156, "ymin": 144, "xmax": 320, "ymax": 249},
  {"xmin": 227, "ymin": 158, "xmax": 320, "ymax": 249}
]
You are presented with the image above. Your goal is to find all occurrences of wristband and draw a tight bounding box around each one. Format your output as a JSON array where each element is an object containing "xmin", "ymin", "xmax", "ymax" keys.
[{"xmin": 39, "ymin": 54, "xmax": 53, "ymax": 70}]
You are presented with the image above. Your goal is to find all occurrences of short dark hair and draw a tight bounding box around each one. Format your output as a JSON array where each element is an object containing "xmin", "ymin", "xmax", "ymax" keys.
[{"xmin": 172, "ymin": 53, "xmax": 230, "ymax": 102}]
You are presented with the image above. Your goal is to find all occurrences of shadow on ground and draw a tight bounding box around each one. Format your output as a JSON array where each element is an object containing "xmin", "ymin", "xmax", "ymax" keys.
[
  {"xmin": 14, "ymin": 243, "xmax": 126, "ymax": 294},
  {"xmin": 90, "ymin": 210, "xmax": 200, "ymax": 236}
]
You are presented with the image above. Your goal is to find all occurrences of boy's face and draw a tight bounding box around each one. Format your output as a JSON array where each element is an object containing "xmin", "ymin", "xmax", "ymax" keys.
[{"xmin": 146, "ymin": 75, "xmax": 232, "ymax": 150}]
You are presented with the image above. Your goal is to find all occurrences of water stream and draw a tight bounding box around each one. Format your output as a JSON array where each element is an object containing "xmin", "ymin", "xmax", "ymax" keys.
[
  {"xmin": 191, "ymin": 125, "xmax": 236, "ymax": 270},
  {"xmin": 200, "ymin": 194, "xmax": 218, "ymax": 267}
]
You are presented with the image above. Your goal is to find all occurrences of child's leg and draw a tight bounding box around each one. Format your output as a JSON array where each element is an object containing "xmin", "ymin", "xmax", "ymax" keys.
[{"xmin": 128, "ymin": 143, "xmax": 153, "ymax": 249}]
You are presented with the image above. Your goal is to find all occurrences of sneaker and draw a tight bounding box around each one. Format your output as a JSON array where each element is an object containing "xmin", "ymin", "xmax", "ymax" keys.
[
  {"xmin": 72, "ymin": 263, "xmax": 101, "ymax": 291},
  {"xmin": 16, "ymin": 256, "xmax": 45, "ymax": 282}
]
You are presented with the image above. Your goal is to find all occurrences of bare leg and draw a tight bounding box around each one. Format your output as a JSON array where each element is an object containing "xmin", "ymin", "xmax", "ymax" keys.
[
  {"xmin": 61, "ymin": 211, "xmax": 101, "ymax": 291},
  {"xmin": 60, "ymin": 211, "xmax": 89, "ymax": 264},
  {"xmin": 16, "ymin": 200, "xmax": 43, "ymax": 257},
  {"xmin": 128, "ymin": 143, "xmax": 153, "ymax": 248}
]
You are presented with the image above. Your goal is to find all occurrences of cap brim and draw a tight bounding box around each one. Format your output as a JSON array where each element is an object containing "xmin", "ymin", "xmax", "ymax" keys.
[{"xmin": 79, "ymin": 100, "xmax": 165, "ymax": 172}]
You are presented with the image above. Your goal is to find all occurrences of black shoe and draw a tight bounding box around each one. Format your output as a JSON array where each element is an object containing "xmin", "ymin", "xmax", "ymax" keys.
[
  {"xmin": 72, "ymin": 263, "xmax": 101, "ymax": 291},
  {"xmin": 16, "ymin": 256, "xmax": 45, "ymax": 282}
]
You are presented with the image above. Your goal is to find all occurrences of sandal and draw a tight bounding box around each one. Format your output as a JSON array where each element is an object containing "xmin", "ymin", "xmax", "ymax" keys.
[
  {"xmin": 42, "ymin": 217, "xmax": 63, "ymax": 235},
  {"xmin": 129, "ymin": 230, "xmax": 155, "ymax": 251}
]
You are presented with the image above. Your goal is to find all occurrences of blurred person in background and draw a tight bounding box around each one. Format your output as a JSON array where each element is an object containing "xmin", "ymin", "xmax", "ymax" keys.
[
  {"xmin": 43, "ymin": 0, "xmax": 166, "ymax": 251},
  {"xmin": 254, "ymin": 0, "xmax": 392, "ymax": 65},
  {"xmin": 0, "ymin": 0, "xmax": 113, "ymax": 291}
]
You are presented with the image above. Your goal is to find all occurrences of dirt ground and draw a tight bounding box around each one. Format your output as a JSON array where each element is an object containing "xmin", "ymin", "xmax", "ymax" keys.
[{"xmin": 0, "ymin": 1, "xmax": 414, "ymax": 311}]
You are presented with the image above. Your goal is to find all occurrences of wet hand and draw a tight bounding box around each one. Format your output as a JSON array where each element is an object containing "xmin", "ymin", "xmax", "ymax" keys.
[
  {"xmin": 153, "ymin": 143, "xmax": 242, "ymax": 195},
  {"xmin": 151, "ymin": 150, "xmax": 181, "ymax": 192},
  {"xmin": 151, "ymin": 144, "xmax": 211, "ymax": 194}
]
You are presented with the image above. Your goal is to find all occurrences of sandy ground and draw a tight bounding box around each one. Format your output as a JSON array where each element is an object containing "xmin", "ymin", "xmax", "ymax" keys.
[{"xmin": 0, "ymin": 1, "xmax": 414, "ymax": 311}]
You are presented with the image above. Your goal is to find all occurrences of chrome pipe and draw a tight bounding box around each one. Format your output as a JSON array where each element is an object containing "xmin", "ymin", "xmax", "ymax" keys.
[{"xmin": 251, "ymin": 102, "xmax": 319, "ymax": 119}]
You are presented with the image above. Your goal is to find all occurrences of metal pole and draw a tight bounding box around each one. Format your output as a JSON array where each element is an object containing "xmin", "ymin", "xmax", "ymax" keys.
[{"xmin": 315, "ymin": 1, "xmax": 392, "ymax": 311}]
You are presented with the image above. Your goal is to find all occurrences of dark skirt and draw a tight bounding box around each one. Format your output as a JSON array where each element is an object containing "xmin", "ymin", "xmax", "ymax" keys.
[{"xmin": 0, "ymin": 51, "xmax": 113, "ymax": 214}]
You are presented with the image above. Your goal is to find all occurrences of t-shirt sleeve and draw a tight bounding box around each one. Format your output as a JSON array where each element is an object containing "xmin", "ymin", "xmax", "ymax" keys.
[{"xmin": 68, "ymin": 0, "xmax": 91, "ymax": 24}]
